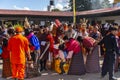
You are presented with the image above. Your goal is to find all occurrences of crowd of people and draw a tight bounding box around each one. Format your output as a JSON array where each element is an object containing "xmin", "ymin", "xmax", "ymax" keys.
[{"xmin": 0, "ymin": 18, "xmax": 120, "ymax": 80}]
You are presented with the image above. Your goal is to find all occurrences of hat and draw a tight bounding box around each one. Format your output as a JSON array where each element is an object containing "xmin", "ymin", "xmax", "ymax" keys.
[
  {"xmin": 15, "ymin": 27, "xmax": 23, "ymax": 32},
  {"xmin": 108, "ymin": 27, "xmax": 117, "ymax": 31}
]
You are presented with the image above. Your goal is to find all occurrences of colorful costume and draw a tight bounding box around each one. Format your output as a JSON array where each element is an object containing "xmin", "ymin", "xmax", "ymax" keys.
[
  {"xmin": 8, "ymin": 33, "xmax": 30, "ymax": 79},
  {"xmin": 47, "ymin": 33, "xmax": 54, "ymax": 52},
  {"xmin": 86, "ymin": 31, "xmax": 101, "ymax": 73},
  {"xmin": 66, "ymin": 38, "xmax": 86, "ymax": 75},
  {"xmin": 1, "ymin": 45, "xmax": 12, "ymax": 78}
]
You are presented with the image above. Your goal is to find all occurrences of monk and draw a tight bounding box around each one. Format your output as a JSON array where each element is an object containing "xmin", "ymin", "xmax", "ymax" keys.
[{"xmin": 8, "ymin": 27, "xmax": 31, "ymax": 80}]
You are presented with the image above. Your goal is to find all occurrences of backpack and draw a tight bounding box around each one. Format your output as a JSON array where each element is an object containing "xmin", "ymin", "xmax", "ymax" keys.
[{"xmin": 29, "ymin": 35, "xmax": 40, "ymax": 50}]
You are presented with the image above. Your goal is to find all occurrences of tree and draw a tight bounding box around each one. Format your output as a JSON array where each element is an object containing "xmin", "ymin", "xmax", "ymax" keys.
[
  {"xmin": 101, "ymin": 0, "xmax": 112, "ymax": 8},
  {"xmin": 69, "ymin": 0, "xmax": 92, "ymax": 11},
  {"xmin": 51, "ymin": 8, "xmax": 61, "ymax": 12},
  {"xmin": 91, "ymin": 0, "xmax": 102, "ymax": 9}
]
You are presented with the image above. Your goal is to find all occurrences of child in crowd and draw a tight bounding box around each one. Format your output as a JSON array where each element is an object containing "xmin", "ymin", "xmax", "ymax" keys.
[{"xmin": 56, "ymin": 43, "xmax": 67, "ymax": 74}]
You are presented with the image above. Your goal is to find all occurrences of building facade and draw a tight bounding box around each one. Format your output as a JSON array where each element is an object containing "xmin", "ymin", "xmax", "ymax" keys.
[{"xmin": 0, "ymin": 7, "xmax": 120, "ymax": 26}]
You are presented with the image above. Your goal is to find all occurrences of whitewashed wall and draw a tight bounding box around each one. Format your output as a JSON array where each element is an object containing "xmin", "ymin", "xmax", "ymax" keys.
[{"xmin": 95, "ymin": 16, "xmax": 120, "ymax": 25}]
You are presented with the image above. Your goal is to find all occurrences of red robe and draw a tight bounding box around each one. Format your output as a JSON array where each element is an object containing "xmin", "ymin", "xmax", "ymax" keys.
[{"xmin": 47, "ymin": 33, "xmax": 54, "ymax": 52}]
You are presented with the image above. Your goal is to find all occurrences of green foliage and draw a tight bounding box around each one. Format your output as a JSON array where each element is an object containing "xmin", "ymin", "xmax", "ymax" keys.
[
  {"xmin": 52, "ymin": 8, "xmax": 61, "ymax": 12},
  {"xmin": 101, "ymin": 0, "xmax": 111, "ymax": 8},
  {"xmin": 91, "ymin": 0, "xmax": 102, "ymax": 9},
  {"xmin": 69, "ymin": 0, "xmax": 92, "ymax": 11},
  {"xmin": 69, "ymin": 0, "xmax": 112, "ymax": 11}
]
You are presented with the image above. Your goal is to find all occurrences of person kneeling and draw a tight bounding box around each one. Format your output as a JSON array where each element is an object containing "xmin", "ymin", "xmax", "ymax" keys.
[{"xmin": 56, "ymin": 43, "xmax": 67, "ymax": 74}]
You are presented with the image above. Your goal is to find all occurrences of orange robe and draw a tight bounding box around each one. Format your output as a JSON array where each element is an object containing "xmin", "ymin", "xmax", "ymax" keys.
[{"xmin": 8, "ymin": 34, "xmax": 30, "ymax": 79}]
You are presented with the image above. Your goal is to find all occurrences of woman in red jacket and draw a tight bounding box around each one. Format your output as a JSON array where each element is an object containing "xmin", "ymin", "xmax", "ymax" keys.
[{"xmin": 63, "ymin": 36, "xmax": 86, "ymax": 75}]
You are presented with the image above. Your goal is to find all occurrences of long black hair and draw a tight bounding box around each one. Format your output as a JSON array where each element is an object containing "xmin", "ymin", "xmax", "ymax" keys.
[
  {"xmin": 58, "ymin": 43, "xmax": 65, "ymax": 51},
  {"xmin": 77, "ymin": 36, "xmax": 83, "ymax": 43}
]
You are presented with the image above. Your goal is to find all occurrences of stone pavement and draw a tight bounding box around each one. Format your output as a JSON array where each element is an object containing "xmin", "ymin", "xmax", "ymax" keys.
[
  {"xmin": 0, "ymin": 69, "xmax": 120, "ymax": 80},
  {"xmin": 24, "ymin": 71, "xmax": 120, "ymax": 80},
  {"xmin": 0, "ymin": 59, "xmax": 120, "ymax": 80}
]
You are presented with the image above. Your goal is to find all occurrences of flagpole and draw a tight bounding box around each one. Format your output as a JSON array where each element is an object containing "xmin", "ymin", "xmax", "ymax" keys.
[{"xmin": 73, "ymin": 0, "xmax": 76, "ymax": 24}]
